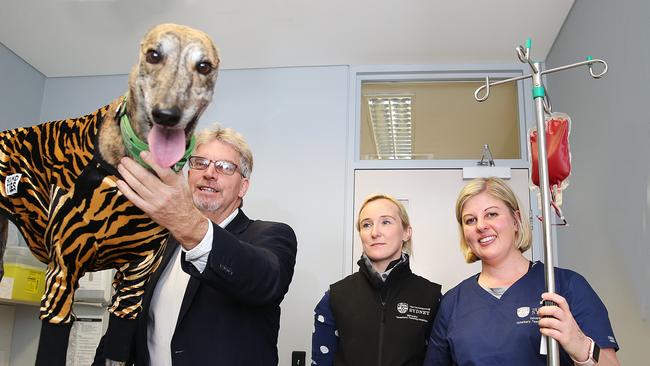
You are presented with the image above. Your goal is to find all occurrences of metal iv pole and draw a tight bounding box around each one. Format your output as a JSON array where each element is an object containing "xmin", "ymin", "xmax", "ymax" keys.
[{"xmin": 473, "ymin": 39, "xmax": 608, "ymax": 366}]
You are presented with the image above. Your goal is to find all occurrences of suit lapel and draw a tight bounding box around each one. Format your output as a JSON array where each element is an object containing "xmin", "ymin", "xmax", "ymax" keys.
[
  {"xmin": 176, "ymin": 210, "xmax": 251, "ymax": 327},
  {"xmin": 177, "ymin": 267, "xmax": 200, "ymax": 328},
  {"xmin": 225, "ymin": 209, "xmax": 250, "ymax": 236}
]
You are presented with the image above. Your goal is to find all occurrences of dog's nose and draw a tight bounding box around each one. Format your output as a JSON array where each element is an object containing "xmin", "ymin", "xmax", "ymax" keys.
[{"xmin": 152, "ymin": 107, "xmax": 182, "ymax": 126}]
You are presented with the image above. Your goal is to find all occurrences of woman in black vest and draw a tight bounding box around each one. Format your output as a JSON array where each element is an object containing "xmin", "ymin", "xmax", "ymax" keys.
[{"xmin": 311, "ymin": 193, "xmax": 442, "ymax": 366}]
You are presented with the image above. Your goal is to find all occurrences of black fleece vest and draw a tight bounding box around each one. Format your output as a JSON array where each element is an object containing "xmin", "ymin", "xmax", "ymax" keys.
[{"xmin": 329, "ymin": 258, "xmax": 442, "ymax": 366}]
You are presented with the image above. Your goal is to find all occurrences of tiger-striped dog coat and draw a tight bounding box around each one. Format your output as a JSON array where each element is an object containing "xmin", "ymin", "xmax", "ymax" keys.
[
  {"xmin": 0, "ymin": 23, "xmax": 219, "ymax": 365},
  {"xmin": 0, "ymin": 103, "xmax": 169, "ymax": 323}
]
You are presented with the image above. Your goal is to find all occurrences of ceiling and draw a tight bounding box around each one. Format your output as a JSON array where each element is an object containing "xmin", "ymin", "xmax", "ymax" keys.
[{"xmin": 0, "ymin": 0, "xmax": 574, "ymax": 78}]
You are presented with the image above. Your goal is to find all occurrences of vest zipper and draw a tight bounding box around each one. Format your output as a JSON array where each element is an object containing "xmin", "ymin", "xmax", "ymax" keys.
[{"xmin": 377, "ymin": 300, "xmax": 386, "ymax": 366}]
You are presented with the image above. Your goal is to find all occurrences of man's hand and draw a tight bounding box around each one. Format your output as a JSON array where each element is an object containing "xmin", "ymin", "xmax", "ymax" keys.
[{"xmin": 116, "ymin": 151, "xmax": 209, "ymax": 250}]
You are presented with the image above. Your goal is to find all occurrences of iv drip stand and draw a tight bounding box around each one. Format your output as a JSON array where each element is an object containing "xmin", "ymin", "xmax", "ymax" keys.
[{"xmin": 473, "ymin": 39, "xmax": 608, "ymax": 366}]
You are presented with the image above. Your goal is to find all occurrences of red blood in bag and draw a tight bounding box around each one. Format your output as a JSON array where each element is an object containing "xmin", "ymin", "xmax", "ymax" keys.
[{"xmin": 530, "ymin": 117, "xmax": 571, "ymax": 188}]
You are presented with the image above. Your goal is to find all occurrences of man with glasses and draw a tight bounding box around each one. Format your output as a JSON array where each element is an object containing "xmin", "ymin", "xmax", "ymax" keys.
[{"xmin": 114, "ymin": 125, "xmax": 297, "ymax": 365}]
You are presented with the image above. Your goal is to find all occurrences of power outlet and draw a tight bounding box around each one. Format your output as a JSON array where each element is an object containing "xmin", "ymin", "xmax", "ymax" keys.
[{"xmin": 291, "ymin": 351, "xmax": 306, "ymax": 366}]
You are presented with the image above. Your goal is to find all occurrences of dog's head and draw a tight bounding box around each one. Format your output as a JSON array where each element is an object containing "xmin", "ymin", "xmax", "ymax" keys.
[{"xmin": 127, "ymin": 23, "xmax": 220, "ymax": 168}]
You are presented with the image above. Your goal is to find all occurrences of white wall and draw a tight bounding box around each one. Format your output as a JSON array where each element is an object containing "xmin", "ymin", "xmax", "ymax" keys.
[
  {"xmin": 0, "ymin": 42, "xmax": 44, "ymax": 129},
  {"xmin": 38, "ymin": 66, "xmax": 351, "ymax": 364},
  {"xmin": 39, "ymin": 74, "xmax": 127, "ymax": 121},
  {"xmin": 546, "ymin": 0, "xmax": 650, "ymax": 363}
]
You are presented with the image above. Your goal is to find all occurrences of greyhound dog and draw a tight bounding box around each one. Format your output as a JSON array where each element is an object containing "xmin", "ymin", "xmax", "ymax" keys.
[{"xmin": 0, "ymin": 23, "xmax": 219, "ymax": 365}]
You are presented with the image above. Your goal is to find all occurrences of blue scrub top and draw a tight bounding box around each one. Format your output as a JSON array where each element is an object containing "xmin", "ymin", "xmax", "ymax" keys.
[{"xmin": 424, "ymin": 261, "xmax": 618, "ymax": 366}]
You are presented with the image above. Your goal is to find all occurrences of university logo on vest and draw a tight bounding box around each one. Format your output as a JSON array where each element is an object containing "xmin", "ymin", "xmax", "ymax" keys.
[{"xmin": 395, "ymin": 302, "xmax": 431, "ymax": 323}]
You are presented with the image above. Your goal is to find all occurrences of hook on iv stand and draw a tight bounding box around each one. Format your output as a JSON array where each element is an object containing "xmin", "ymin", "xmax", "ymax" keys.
[
  {"xmin": 474, "ymin": 74, "xmax": 555, "ymax": 115},
  {"xmin": 473, "ymin": 46, "xmax": 608, "ymax": 104}
]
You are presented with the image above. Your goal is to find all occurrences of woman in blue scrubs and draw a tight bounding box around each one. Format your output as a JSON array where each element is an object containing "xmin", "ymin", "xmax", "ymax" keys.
[{"xmin": 424, "ymin": 177, "xmax": 620, "ymax": 366}]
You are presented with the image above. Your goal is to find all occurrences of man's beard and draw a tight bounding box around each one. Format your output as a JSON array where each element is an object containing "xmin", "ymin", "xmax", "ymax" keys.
[{"xmin": 193, "ymin": 195, "xmax": 221, "ymax": 213}]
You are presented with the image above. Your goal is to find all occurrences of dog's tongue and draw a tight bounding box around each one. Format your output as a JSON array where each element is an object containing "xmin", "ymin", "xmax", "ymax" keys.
[{"xmin": 147, "ymin": 125, "xmax": 186, "ymax": 168}]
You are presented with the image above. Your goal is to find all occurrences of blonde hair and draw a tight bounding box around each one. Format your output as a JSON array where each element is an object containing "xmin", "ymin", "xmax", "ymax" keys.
[
  {"xmin": 356, "ymin": 193, "xmax": 413, "ymax": 255},
  {"xmin": 194, "ymin": 123, "xmax": 253, "ymax": 178},
  {"xmin": 455, "ymin": 177, "xmax": 531, "ymax": 263}
]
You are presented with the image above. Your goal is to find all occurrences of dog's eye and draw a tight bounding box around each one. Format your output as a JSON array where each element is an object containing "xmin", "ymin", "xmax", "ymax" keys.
[
  {"xmin": 196, "ymin": 61, "xmax": 213, "ymax": 75},
  {"xmin": 146, "ymin": 50, "xmax": 162, "ymax": 64}
]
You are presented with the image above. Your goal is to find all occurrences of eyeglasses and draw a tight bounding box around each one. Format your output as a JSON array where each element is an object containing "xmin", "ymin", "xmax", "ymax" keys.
[{"xmin": 188, "ymin": 156, "xmax": 240, "ymax": 176}]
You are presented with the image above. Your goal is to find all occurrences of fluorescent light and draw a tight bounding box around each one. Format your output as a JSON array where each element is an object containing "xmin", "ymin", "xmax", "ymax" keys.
[{"xmin": 367, "ymin": 95, "xmax": 413, "ymax": 160}]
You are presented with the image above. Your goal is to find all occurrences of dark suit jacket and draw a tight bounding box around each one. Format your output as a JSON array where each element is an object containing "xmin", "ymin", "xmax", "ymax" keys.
[{"xmin": 136, "ymin": 210, "xmax": 297, "ymax": 365}]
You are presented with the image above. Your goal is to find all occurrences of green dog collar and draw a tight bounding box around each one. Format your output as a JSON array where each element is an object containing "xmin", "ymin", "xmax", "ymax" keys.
[{"xmin": 117, "ymin": 96, "xmax": 195, "ymax": 172}]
